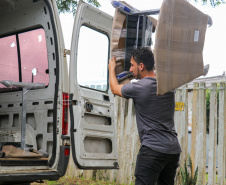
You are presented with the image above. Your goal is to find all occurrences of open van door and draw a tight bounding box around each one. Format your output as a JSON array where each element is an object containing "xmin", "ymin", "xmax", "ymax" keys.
[{"xmin": 69, "ymin": 1, "xmax": 118, "ymax": 169}]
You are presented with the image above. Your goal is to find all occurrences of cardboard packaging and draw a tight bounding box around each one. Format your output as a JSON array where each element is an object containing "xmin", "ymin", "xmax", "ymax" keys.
[
  {"xmin": 110, "ymin": 2, "xmax": 156, "ymax": 84},
  {"xmin": 110, "ymin": 8, "xmax": 129, "ymax": 84},
  {"xmin": 110, "ymin": 0, "xmax": 209, "ymax": 92},
  {"xmin": 155, "ymin": 0, "xmax": 209, "ymax": 95}
]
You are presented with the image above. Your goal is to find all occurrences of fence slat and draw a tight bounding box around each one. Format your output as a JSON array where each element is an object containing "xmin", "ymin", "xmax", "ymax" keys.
[
  {"xmin": 218, "ymin": 82, "xmax": 226, "ymax": 185},
  {"xmin": 181, "ymin": 86, "xmax": 188, "ymax": 166},
  {"xmin": 174, "ymin": 89, "xmax": 183, "ymax": 185},
  {"xmin": 208, "ymin": 83, "xmax": 217, "ymax": 185},
  {"xmin": 109, "ymin": 96, "xmax": 120, "ymax": 182},
  {"xmin": 191, "ymin": 82, "xmax": 199, "ymax": 176},
  {"xmin": 175, "ymin": 89, "xmax": 182, "ymax": 143},
  {"xmin": 117, "ymin": 97, "xmax": 126, "ymax": 183},
  {"xmin": 130, "ymin": 102, "xmax": 140, "ymax": 184},
  {"xmin": 124, "ymin": 98, "xmax": 134, "ymax": 184},
  {"xmin": 197, "ymin": 82, "xmax": 206, "ymax": 185}
]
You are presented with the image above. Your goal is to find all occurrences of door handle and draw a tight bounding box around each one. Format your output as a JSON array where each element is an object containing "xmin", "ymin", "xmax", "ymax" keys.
[{"xmin": 85, "ymin": 103, "xmax": 93, "ymax": 112}]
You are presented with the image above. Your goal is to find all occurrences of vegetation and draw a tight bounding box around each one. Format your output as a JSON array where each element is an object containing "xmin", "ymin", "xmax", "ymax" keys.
[
  {"xmin": 180, "ymin": 154, "xmax": 198, "ymax": 185},
  {"xmin": 32, "ymin": 176, "xmax": 123, "ymax": 185},
  {"xmin": 205, "ymin": 85, "xmax": 219, "ymax": 134},
  {"xmin": 55, "ymin": 0, "xmax": 225, "ymax": 16},
  {"xmin": 56, "ymin": 0, "xmax": 100, "ymax": 15},
  {"xmin": 194, "ymin": 0, "xmax": 225, "ymax": 7}
]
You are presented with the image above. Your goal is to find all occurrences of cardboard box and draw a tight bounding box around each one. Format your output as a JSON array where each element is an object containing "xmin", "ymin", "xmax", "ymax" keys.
[
  {"xmin": 155, "ymin": 0, "xmax": 209, "ymax": 95},
  {"xmin": 110, "ymin": 8, "xmax": 129, "ymax": 84},
  {"xmin": 110, "ymin": 2, "xmax": 155, "ymax": 84},
  {"xmin": 110, "ymin": 0, "xmax": 209, "ymax": 91}
]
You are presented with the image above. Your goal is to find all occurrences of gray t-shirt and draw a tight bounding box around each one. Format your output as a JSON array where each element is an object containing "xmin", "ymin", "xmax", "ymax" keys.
[{"xmin": 121, "ymin": 77, "xmax": 181, "ymax": 154}]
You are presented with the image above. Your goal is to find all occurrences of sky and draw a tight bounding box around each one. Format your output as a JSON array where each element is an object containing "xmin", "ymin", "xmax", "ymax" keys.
[{"xmin": 60, "ymin": 0, "xmax": 226, "ymax": 77}]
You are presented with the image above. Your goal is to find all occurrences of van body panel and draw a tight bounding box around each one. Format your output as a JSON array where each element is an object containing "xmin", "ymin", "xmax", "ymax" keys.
[{"xmin": 69, "ymin": 1, "xmax": 118, "ymax": 169}]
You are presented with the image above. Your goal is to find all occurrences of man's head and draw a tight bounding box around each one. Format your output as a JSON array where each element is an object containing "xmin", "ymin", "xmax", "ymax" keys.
[{"xmin": 129, "ymin": 47, "xmax": 155, "ymax": 79}]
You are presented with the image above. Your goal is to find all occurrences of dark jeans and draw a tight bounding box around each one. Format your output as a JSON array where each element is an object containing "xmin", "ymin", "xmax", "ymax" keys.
[{"xmin": 135, "ymin": 146, "xmax": 180, "ymax": 185}]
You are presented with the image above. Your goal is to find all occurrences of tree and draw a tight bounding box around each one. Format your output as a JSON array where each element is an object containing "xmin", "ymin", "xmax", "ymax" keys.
[
  {"xmin": 56, "ymin": 0, "xmax": 225, "ymax": 16},
  {"xmin": 194, "ymin": 0, "xmax": 225, "ymax": 7},
  {"xmin": 56, "ymin": 0, "xmax": 100, "ymax": 15}
]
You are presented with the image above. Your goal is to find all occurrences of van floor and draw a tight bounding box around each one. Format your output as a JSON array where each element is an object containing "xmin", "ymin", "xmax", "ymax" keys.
[{"xmin": 0, "ymin": 158, "xmax": 49, "ymax": 166}]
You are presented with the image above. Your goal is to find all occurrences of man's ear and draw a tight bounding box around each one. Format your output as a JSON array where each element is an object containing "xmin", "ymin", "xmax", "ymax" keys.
[{"xmin": 140, "ymin": 63, "xmax": 145, "ymax": 71}]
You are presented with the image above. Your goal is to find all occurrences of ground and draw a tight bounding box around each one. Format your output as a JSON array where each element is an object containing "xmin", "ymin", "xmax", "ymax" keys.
[{"xmin": 31, "ymin": 177, "xmax": 124, "ymax": 185}]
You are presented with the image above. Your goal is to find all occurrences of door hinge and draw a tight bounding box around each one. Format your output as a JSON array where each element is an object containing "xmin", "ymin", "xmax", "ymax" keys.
[
  {"xmin": 59, "ymin": 100, "xmax": 78, "ymax": 105},
  {"xmin": 64, "ymin": 49, "xmax": 71, "ymax": 57},
  {"xmin": 58, "ymin": 100, "xmax": 71, "ymax": 105}
]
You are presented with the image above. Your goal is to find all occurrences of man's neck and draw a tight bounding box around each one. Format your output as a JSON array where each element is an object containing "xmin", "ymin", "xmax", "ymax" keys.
[{"xmin": 141, "ymin": 70, "xmax": 156, "ymax": 79}]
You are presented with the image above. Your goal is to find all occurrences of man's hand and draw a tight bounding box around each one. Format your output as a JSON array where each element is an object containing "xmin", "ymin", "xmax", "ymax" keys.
[
  {"xmin": 108, "ymin": 57, "xmax": 124, "ymax": 97},
  {"xmin": 108, "ymin": 57, "xmax": 116, "ymax": 72}
]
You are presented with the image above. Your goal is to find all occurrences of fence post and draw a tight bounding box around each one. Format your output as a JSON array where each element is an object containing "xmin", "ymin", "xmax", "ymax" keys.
[
  {"xmin": 218, "ymin": 82, "xmax": 226, "ymax": 185},
  {"xmin": 124, "ymin": 98, "xmax": 134, "ymax": 184},
  {"xmin": 116, "ymin": 97, "xmax": 127, "ymax": 183},
  {"xmin": 180, "ymin": 85, "xmax": 188, "ymax": 166},
  {"xmin": 174, "ymin": 89, "xmax": 182, "ymax": 142},
  {"xmin": 174, "ymin": 86, "xmax": 188, "ymax": 185},
  {"xmin": 190, "ymin": 82, "xmax": 199, "ymax": 176},
  {"xmin": 109, "ymin": 96, "xmax": 120, "ymax": 182},
  {"xmin": 208, "ymin": 83, "xmax": 217, "ymax": 185},
  {"xmin": 197, "ymin": 82, "xmax": 206, "ymax": 185},
  {"xmin": 174, "ymin": 89, "xmax": 182, "ymax": 185}
]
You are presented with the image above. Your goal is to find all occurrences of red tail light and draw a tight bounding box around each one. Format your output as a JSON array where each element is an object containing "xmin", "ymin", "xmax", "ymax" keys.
[
  {"xmin": 64, "ymin": 148, "xmax": 70, "ymax": 156},
  {"xmin": 62, "ymin": 93, "xmax": 69, "ymax": 135}
]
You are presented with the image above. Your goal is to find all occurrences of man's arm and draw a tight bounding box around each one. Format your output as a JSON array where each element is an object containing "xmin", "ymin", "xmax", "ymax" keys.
[{"xmin": 108, "ymin": 57, "xmax": 124, "ymax": 97}]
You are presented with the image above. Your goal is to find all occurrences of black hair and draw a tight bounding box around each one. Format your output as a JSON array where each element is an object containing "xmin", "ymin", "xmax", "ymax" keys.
[{"xmin": 130, "ymin": 47, "xmax": 155, "ymax": 71}]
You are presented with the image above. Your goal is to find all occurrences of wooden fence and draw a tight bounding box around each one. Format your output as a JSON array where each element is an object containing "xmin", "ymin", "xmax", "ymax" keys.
[{"xmin": 66, "ymin": 82, "xmax": 226, "ymax": 185}]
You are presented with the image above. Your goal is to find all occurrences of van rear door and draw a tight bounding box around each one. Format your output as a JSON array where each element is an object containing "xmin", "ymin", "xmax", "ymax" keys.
[{"xmin": 69, "ymin": 1, "xmax": 118, "ymax": 169}]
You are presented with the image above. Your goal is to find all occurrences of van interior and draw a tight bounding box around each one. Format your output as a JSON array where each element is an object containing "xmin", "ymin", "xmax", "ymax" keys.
[{"xmin": 0, "ymin": 0, "xmax": 58, "ymax": 169}]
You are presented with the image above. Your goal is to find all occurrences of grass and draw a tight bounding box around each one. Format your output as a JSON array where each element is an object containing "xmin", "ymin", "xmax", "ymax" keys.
[
  {"xmin": 31, "ymin": 174, "xmax": 226, "ymax": 185},
  {"xmin": 31, "ymin": 176, "xmax": 126, "ymax": 185}
]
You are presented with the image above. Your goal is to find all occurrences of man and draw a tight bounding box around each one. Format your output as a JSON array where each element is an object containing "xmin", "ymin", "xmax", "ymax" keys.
[{"xmin": 108, "ymin": 47, "xmax": 181, "ymax": 185}]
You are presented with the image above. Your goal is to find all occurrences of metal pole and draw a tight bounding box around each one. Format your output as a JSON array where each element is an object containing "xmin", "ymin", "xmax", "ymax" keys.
[{"xmin": 21, "ymin": 87, "xmax": 28, "ymax": 150}]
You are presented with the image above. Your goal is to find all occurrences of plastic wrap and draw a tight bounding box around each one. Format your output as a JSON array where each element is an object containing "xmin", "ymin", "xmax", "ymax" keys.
[
  {"xmin": 111, "ymin": 0, "xmax": 138, "ymax": 15},
  {"xmin": 110, "ymin": 1, "xmax": 156, "ymax": 84},
  {"xmin": 154, "ymin": 0, "xmax": 210, "ymax": 95},
  {"xmin": 111, "ymin": 0, "xmax": 210, "ymax": 93}
]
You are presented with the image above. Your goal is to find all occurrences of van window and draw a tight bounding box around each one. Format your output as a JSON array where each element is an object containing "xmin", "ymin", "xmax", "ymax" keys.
[
  {"xmin": 0, "ymin": 28, "xmax": 49, "ymax": 91},
  {"xmin": 0, "ymin": 35, "xmax": 19, "ymax": 88},
  {"xmin": 77, "ymin": 26, "xmax": 109, "ymax": 91},
  {"xmin": 19, "ymin": 29, "xmax": 49, "ymax": 85}
]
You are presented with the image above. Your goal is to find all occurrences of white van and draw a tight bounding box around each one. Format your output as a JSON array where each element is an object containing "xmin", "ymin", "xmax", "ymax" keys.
[{"xmin": 0, "ymin": 0, "xmax": 118, "ymax": 184}]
